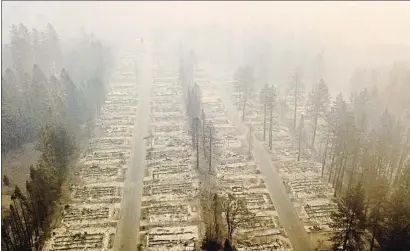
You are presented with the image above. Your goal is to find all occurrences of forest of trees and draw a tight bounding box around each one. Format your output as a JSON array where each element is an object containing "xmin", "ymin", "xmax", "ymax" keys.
[
  {"xmin": 1, "ymin": 120, "xmax": 75, "ymax": 250},
  {"xmin": 282, "ymin": 71, "xmax": 410, "ymax": 250},
  {"xmin": 1, "ymin": 23, "xmax": 112, "ymax": 250},
  {"xmin": 1, "ymin": 23, "xmax": 112, "ymax": 153},
  {"xmin": 230, "ymin": 57, "xmax": 409, "ymax": 250}
]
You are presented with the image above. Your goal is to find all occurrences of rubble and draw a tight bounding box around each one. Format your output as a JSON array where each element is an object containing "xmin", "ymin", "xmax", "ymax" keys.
[
  {"xmin": 194, "ymin": 69, "xmax": 293, "ymax": 250},
  {"xmin": 226, "ymin": 75, "xmax": 337, "ymax": 233},
  {"xmin": 137, "ymin": 67, "xmax": 200, "ymax": 250}
]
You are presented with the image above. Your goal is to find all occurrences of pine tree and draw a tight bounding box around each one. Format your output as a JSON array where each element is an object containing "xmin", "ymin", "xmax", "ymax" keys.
[
  {"xmin": 381, "ymin": 164, "xmax": 410, "ymax": 251},
  {"xmin": 329, "ymin": 181, "xmax": 366, "ymax": 251},
  {"xmin": 224, "ymin": 239, "xmax": 233, "ymax": 251},
  {"xmin": 10, "ymin": 24, "xmax": 32, "ymax": 74},
  {"xmin": 45, "ymin": 23, "xmax": 62, "ymax": 74},
  {"xmin": 31, "ymin": 28, "xmax": 43, "ymax": 70},
  {"xmin": 366, "ymin": 171, "xmax": 389, "ymax": 251},
  {"xmin": 194, "ymin": 117, "xmax": 201, "ymax": 169},
  {"xmin": 61, "ymin": 69, "xmax": 81, "ymax": 132},
  {"xmin": 3, "ymin": 175, "xmax": 10, "ymax": 186}
]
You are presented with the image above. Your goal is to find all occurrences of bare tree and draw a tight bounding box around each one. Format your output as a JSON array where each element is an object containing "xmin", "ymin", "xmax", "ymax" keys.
[
  {"xmin": 297, "ymin": 114, "xmax": 304, "ymax": 162},
  {"xmin": 220, "ymin": 193, "xmax": 253, "ymax": 243},
  {"xmin": 194, "ymin": 117, "xmax": 201, "ymax": 169},
  {"xmin": 259, "ymin": 84, "xmax": 269, "ymax": 141},
  {"xmin": 267, "ymin": 85, "xmax": 276, "ymax": 150},
  {"xmin": 305, "ymin": 78, "xmax": 331, "ymax": 147},
  {"xmin": 233, "ymin": 66, "xmax": 254, "ymax": 121},
  {"xmin": 201, "ymin": 108, "xmax": 206, "ymax": 156},
  {"xmin": 288, "ymin": 72, "xmax": 304, "ymax": 130},
  {"xmin": 204, "ymin": 121, "xmax": 218, "ymax": 172}
]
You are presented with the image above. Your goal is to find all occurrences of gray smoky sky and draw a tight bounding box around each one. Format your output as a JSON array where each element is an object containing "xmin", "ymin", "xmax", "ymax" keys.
[
  {"xmin": 3, "ymin": 1, "xmax": 410, "ymax": 45},
  {"xmin": 2, "ymin": 1, "xmax": 410, "ymax": 93}
]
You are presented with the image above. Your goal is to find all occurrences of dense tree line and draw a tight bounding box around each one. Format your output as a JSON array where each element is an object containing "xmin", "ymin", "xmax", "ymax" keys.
[
  {"xmin": 1, "ymin": 23, "xmax": 112, "ymax": 153},
  {"xmin": 242, "ymin": 59, "xmax": 410, "ymax": 250},
  {"xmin": 323, "ymin": 90, "xmax": 410, "ymax": 250},
  {"xmin": 1, "ymin": 120, "xmax": 75, "ymax": 250},
  {"xmin": 181, "ymin": 51, "xmax": 220, "ymax": 173},
  {"xmin": 259, "ymin": 84, "xmax": 277, "ymax": 150},
  {"xmin": 1, "ymin": 22, "xmax": 111, "ymax": 250},
  {"xmin": 279, "ymin": 70, "xmax": 410, "ymax": 250}
]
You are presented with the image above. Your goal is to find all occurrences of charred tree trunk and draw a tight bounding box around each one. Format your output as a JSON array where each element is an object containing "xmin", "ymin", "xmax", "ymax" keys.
[
  {"xmin": 1, "ymin": 217, "xmax": 14, "ymax": 251},
  {"xmin": 242, "ymin": 90, "xmax": 247, "ymax": 121},
  {"xmin": 394, "ymin": 137, "xmax": 410, "ymax": 185},
  {"xmin": 342, "ymin": 212, "xmax": 355, "ymax": 251},
  {"xmin": 312, "ymin": 111, "xmax": 319, "ymax": 147},
  {"xmin": 333, "ymin": 151, "xmax": 344, "ymax": 188},
  {"xmin": 269, "ymin": 99, "xmax": 273, "ymax": 150},
  {"xmin": 202, "ymin": 109, "xmax": 206, "ymax": 156},
  {"xmin": 209, "ymin": 128, "xmax": 212, "ymax": 172},
  {"xmin": 348, "ymin": 150, "xmax": 359, "ymax": 190},
  {"xmin": 369, "ymin": 210, "xmax": 379, "ymax": 251},
  {"xmin": 293, "ymin": 78, "xmax": 298, "ymax": 130},
  {"xmin": 328, "ymin": 153, "xmax": 336, "ymax": 183},
  {"xmin": 321, "ymin": 134, "xmax": 330, "ymax": 177},
  {"xmin": 14, "ymin": 197, "xmax": 33, "ymax": 248},
  {"xmin": 195, "ymin": 118, "xmax": 200, "ymax": 169},
  {"xmin": 337, "ymin": 155, "xmax": 348, "ymax": 196},
  {"xmin": 297, "ymin": 114, "xmax": 304, "ymax": 161},
  {"xmin": 9, "ymin": 205, "xmax": 28, "ymax": 250},
  {"xmin": 263, "ymin": 96, "xmax": 267, "ymax": 141}
]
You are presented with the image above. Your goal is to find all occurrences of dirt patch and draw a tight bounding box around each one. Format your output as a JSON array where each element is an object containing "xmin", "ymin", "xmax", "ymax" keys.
[
  {"xmin": 309, "ymin": 231, "xmax": 333, "ymax": 250},
  {"xmin": 2, "ymin": 194, "xmax": 12, "ymax": 210},
  {"xmin": 1, "ymin": 142, "xmax": 41, "ymax": 208},
  {"xmin": 1, "ymin": 143, "xmax": 40, "ymax": 189}
]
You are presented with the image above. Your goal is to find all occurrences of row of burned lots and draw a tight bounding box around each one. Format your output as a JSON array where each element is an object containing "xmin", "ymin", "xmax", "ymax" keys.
[
  {"xmin": 43, "ymin": 55, "xmax": 140, "ymax": 251},
  {"xmin": 195, "ymin": 69, "xmax": 293, "ymax": 251},
  {"xmin": 226, "ymin": 72, "xmax": 337, "ymax": 239},
  {"xmin": 137, "ymin": 67, "xmax": 200, "ymax": 251}
]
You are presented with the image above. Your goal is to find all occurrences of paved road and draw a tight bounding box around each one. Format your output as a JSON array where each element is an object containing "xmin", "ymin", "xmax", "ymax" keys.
[
  {"xmin": 216, "ymin": 82, "xmax": 314, "ymax": 251},
  {"xmin": 114, "ymin": 41, "xmax": 153, "ymax": 251}
]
